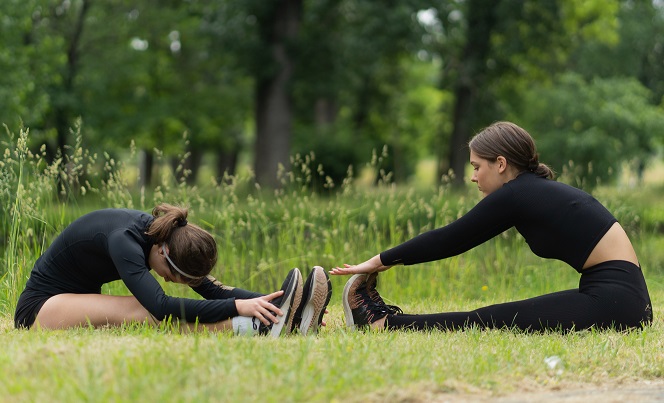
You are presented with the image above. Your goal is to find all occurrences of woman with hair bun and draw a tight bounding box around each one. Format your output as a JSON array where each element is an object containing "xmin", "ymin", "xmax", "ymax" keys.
[
  {"xmin": 15, "ymin": 203, "xmax": 331, "ymax": 337},
  {"xmin": 334, "ymin": 121, "xmax": 652, "ymax": 333}
]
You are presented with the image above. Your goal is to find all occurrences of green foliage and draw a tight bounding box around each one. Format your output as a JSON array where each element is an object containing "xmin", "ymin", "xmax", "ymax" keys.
[
  {"xmin": 1, "ymin": 0, "xmax": 664, "ymax": 191},
  {"xmin": 516, "ymin": 73, "xmax": 664, "ymax": 188},
  {"xmin": 0, "ymin": 0, "xmax": 67, "ymax": 144}
]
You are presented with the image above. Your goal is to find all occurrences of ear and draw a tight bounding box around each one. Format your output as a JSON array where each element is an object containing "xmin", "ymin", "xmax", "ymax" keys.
[{"xmin": 496, "ymin": 156, "xmax": 508, "ymax": 173}]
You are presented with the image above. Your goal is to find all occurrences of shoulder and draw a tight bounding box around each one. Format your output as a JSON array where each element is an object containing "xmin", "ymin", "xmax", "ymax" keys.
[
  {"xmin": 505, "ymin": 172, "xmax": 602, "ymax": 211},
  {"xmin": 105, "ymin": 210, "xmax": 154, "ymax": 243},
  {"xmin": 505, "ymin": 172, "xmax": 573, "ymax": 194}
]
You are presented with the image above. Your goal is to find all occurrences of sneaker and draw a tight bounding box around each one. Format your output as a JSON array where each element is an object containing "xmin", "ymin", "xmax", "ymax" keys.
[
  {"xmin": 366, "ymin": 272, "xmax": 402, "ymax": 316},
  {"xmin": 342, "ymin": 272, "xmax": 401, "ymax": 330},
  {"xmin": 258, "ymin": 268, "xmax": 303, "ymax": 338},
  {"xmin": 291, "ymin": 266, "xmax": 332, "ymax": 335}
]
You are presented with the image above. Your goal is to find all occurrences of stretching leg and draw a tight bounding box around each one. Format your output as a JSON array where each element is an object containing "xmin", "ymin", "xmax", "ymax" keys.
[
  {"xmin": 34, "ymin": 294, "xmax": 232, "ymax": 332},
  {"xmin": 386, "ymin": 288, "xmax": 638, "ymax": 332},
  {"xmin": 384, "ymin": 262, "xmax": 650, "ymax": 332}
]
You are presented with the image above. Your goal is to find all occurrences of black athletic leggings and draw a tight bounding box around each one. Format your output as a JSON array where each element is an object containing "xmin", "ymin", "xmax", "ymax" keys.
[{"xmin": 386, "ymin": 260, "xmax": 652, "ymax": 332}]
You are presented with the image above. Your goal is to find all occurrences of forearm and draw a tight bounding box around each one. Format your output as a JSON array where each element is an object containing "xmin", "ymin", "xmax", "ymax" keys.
[
  {"xmin": 149, "ymin": 296, "xmax": 240, "ymax": 323},
  {"xmin": 192, "ymin": 275, "xmax": 263, "ymax": 300}
]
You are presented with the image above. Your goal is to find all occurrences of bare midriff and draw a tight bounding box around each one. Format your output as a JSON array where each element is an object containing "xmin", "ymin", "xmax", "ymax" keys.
[{"xmin": 583, "ymin": 222, "xmax": 639, "ymax": 269}]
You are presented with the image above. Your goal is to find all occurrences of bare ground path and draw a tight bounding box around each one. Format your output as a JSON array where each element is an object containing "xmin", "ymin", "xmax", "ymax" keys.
[{"xmin": 364, "ymin": 380, "xmax": 664, "ymax": 402}]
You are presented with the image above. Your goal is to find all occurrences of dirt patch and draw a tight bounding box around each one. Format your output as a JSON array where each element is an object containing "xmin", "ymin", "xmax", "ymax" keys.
[
  {"xmin": 362, "ymin": 379, "xmax": 664, "ymax": 402},
  {"xmin": 491, "ymin": 381, "xmax": 664, "ymax": 403}
]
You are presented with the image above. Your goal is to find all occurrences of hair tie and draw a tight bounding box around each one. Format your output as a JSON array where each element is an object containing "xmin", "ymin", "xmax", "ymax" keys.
[
  {"xmin": 176, "ymin": 218, "xmax": 188, "ymax": 227},
  {"xmin": 527, "ymin": 153, "xmax": 540, "ymax": 172},
  {"xmin": 161, "ymin": 243, "xmax": 204, "ymax": 280}
]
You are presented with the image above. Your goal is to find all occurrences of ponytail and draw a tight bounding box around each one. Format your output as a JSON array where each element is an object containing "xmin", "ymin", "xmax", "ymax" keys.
[
  {"xmin": 528, "ymin": 154, "xmax": 555, "ymax": 179},
  {"xmin": 146, "ymin": 203, "xmax": 217, "ymax": 283},
  {"xmin": 146, "ymin": 203, "xmax": 189, "ymax": 243}
]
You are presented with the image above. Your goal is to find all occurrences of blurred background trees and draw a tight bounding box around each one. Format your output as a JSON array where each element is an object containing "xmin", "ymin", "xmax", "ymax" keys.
[{"xmin": 1, "ymin": 0, "xmax": 663, "ymax": 191}]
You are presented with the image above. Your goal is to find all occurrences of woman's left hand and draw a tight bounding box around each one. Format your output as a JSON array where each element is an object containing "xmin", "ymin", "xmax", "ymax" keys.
[{"xmin": 329, "ymin": 254, "xmax": 392, "ymax": 276}]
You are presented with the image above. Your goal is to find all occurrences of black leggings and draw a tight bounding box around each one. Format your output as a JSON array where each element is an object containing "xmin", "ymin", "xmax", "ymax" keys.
[{"xmin": 386, "ymin": 260, "xmax": 652, "ymax": 332}]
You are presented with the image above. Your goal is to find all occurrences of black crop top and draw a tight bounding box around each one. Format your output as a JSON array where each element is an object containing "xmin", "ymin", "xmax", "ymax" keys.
[
  {"xmin": 24, "ymin": 209, "xmax": 260, "ymax": 323},
  {"xmin": 380, "ymin": 172, "xmax": 617, "ymax": 273}
]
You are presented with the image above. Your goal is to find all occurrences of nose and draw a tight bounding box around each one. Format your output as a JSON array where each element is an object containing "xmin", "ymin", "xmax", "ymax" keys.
[{"xmin": 471, "ymin": 173, "xmax": 477, "ymax": 183}]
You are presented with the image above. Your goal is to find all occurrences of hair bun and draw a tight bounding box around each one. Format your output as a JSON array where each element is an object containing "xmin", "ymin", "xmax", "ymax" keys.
[{"xmin": 528, "ymin": 159, "xmax": 539, "ymax": 171}]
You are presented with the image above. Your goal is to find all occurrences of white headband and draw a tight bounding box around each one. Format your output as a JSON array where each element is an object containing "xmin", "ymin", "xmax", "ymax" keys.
[{"xmin": 161, "ymin": 243, "xmax": 205, "ymax": 280}]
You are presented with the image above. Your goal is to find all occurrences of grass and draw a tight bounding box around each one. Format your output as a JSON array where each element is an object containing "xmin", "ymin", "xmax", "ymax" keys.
[
  {"xmin": 0, "ymin": 303, "xmax": 662, "ymax": 402},
  {"xmin": 0, "ymin": 126, "xmax": 663, "ymax": 401}
]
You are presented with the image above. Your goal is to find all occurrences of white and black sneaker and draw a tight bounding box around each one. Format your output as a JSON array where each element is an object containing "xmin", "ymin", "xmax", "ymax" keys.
[
  {"xmin": 291, "ymin": 266, "xmax": 332, "ymax": 335},
  {"xmin": 256, "ymin": 268, "xmax": 303, "ymax": 338}
]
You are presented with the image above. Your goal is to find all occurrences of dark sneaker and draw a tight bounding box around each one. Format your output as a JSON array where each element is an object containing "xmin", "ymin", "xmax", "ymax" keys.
[
  {"xmin": 291, "ymin": 266, "xmax": 332, "ymax": 335},
  {"xmin": 342, "ymin": 273, "xmax": 402, "ymax": 330},
  {"xmin": 258, "ymin": 268, "xmax": 303, "ymax": 338},
  {"xmin": 366, "ymin": 272, "xmax": 402, "ymax": 316}
]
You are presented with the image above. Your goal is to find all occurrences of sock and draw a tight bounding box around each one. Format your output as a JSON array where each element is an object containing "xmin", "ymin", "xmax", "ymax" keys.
[{"xmin": 232, "ymin": 316, "xmax": 257, "ymax": 336}]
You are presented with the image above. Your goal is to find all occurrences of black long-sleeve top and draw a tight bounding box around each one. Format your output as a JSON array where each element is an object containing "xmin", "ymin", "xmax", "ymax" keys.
[
  {"xmin": 380, "ymin": 172, "xmax": 617, "ymax": 273},
  {"xmin": 24, "ymin": 209, "xmax": 260, "ymax": 323}
]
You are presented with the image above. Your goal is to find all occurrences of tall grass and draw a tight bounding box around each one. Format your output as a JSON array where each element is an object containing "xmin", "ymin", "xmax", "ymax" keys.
[
  {"xmin": 1, "ymin": 125, "xmax": 661, "ymax": 313},
  {"xmin": 0, "ymin": 126, "xmax": 662, "ymax": 401}
]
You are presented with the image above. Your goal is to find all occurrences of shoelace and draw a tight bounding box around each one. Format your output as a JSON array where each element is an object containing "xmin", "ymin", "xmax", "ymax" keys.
[
  {"xmin": 367, "ymin": 275, "xmax": 403, "ymax": 315},
  {"xmin": 350, "ymin": 279, "xmax": 401, "ymax": 321}
]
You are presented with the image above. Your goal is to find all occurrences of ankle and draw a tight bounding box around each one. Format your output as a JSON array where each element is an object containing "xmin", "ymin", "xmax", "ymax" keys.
[{"xmin": 370, "ymin": 316, "xmax": 387, "ymax": 330}]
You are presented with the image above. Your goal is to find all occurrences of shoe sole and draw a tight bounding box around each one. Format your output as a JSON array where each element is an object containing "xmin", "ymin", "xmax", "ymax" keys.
[
  {"xmin": 342, "ymin": 274, "xmax": 366, "ymax": 330},
  {"xmin": 286, "ymin": 269, "xmax": 303, "ymax": 335},
  {"xmin": 270, "ymin": 268, "xmax": 303, "ymax": 338},
  {"xmin": 299, "ymin": 266, "xmax": 332, "ymax": 335}
]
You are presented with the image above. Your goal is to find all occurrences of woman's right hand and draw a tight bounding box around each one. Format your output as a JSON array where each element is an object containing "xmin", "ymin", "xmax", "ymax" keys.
[{"xmin": 235, "ymin": 290, "xmax": 284, "ymax": 326}]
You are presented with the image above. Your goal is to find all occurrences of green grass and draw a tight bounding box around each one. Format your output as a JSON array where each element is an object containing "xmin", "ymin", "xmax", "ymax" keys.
[
  {"xmin": 1, "ymin": 302, "xmax": 662, "ymax": 402},
  {"xmin": 1, "ymin": 127, "xmax": 663, "ymax": 401}
]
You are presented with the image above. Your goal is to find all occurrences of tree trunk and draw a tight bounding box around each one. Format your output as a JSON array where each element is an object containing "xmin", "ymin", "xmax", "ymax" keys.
[
  {"xmin": 217, "ymin": 146, "xmax": 239, "ymax": 180},
  {"xmin": 438, "ymin": 0, "xmax": 496, "ymax": 187},
  {"xmin": 138, "ymin": 149, "xmax": 154, "ymax": 189},
  {"xmin": 54, "ymin": 0, "xmax": 90, "ymax": 158},
  {"xmin": 254, "ymin": 0, "xmax": 302, "ymax": 188},
  {"xmin": 447, "ymin": 84, "xmax": 474, "ymax": 186},
  {"xmin": 314, "ymin": 97, "xmax": 337, "ymax": 130}
]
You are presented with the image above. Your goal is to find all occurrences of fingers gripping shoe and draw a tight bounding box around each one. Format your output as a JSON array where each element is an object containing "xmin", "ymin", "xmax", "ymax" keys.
[
  {"xmin": 291, "ymin": 266, "xmax": 332, "ymax": 335},
  {"xmin": 258, "ymin": 268, "xmax": 303, "ymax": 338},
  {"xmin": 342, "ymin": 273, "xmax": 402, "ymax": 330}
]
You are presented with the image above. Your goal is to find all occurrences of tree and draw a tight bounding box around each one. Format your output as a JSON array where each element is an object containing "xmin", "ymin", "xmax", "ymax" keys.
[
  {"xmin": 423, "ymin": 0, "xmax": 620, "ymax": 186},
  {"xmin": 243, "ymin": 0, "xmax": 302, "ymax": 189},
  {"xmin": 78, "ymin": 0, "xmax": 253, "ymax": 186},
  {"xmin": 0, "ymin": 0, "xmax": 90, "ymax": 161},
  {"xmin": 291, "ymin": 0, "xmax": 432, "ymax": 185},
  {"xmin": 517, "ymin": 73, "xmax": 664, "ymax": 188}
]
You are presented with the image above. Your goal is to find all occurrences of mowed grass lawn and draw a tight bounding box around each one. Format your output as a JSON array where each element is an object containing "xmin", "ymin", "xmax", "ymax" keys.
[{"xmin": 1, "ymin": 290, "xmax": 662, "ymax": 402}]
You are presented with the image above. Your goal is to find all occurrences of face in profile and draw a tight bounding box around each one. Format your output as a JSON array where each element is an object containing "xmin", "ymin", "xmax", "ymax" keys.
[
  {"xmin": 148, "ymin": 244, "xmax": 189, "ymax": 284},
  {"xmin": 469, "ymin": 150, "xmax": 508, "ymax": 197}
]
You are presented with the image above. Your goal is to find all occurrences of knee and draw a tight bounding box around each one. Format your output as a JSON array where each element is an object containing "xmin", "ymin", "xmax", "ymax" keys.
[{"xmin": 128, "ymin": 300, "xmax": 158, "ymax": 325}]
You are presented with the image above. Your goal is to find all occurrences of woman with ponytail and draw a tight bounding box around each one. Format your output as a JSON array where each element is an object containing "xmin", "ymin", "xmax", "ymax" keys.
[
  {"xmin": 334, "ymin": 121, "xmax": 652, "ymax": 333},
  {"xmin": 15, "ymin": 203, "xmax": 331, "ymax": 337}
]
